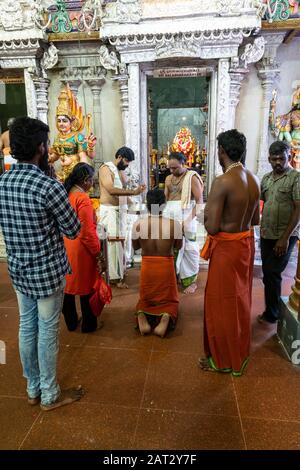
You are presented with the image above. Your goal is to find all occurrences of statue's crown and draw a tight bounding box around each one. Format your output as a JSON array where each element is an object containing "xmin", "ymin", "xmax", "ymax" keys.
[{"xmin": 56, "ymin": 84, "xmax": 84, "ymax": 132}]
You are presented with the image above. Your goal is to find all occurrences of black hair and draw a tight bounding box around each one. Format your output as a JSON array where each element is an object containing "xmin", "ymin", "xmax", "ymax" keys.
[
  {"xmin": 64, "ymin": 163, "xmax": 94, "ymax": 194},
  {"xmin": 146, "ymin": 188, "xmax": 166, "ymax": 214},
  {"xmin": 115, "ymin": 146, "xmax": 135, "ymax": 161},
  {"xmin": 269, "ymin": 140, "xmax": 290, "ymax": 156},
  {"xmin": 217, "ymin": 129, "xmax": 247, "ymax": 163},
  {"xmin": 10, "ymin": 117, "xmax": 49, "ymax": 162},
  {"xmin": 168, "ymin": 152, "xmax": 186, "ymax": 164}
]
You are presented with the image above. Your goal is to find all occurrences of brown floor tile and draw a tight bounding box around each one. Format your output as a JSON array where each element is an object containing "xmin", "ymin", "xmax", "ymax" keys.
[
  {"xmin": 21, "ymin": 403, "xmax": 139, "ymax": 450},
  {"xmin": 0, "ymin": 397, "xmax": 41, "ymax": 450},
  {"xmin": 151, "ymin": 314, "xmax": 203, "ymax": 354},
  {"xmin": 142, "ymin": 351, "xmax": 238, "ymax": 416},
  {"xmin": 84, "ymin": 306, "xmax": 154, "ymax": 351},
  {"xmin": 0, "ymin": 307, "xmax": 19, "ymax": 341},
  {"xmin": 133, "ymin": 410, "xmax": 245, "ymax": 450},
  {"xmin": 234, "ymin": 356, "xmax": 300, "ymax": 421},
  {"xmin": 243, "ymin": 417, "xmax": 300, "ymax": 450},
  {"xmin": 0, "ymin": 342, "xmax": 82, "ymax": 399},
  {"xmin": 60, "ymin": 346, "xmax": 151, "ymax": 407}
]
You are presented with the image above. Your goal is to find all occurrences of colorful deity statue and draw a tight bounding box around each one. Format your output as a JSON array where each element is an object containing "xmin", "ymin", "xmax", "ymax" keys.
[
  {"xmin": 271, "ymin": 86, "xmax": 300, "ymax": 170},
  {"xmin": 49, "ymin": 84, "xmax": 96, "ymax": 181},
  {"xmin": 171, "ymin": 127, "xmax": 196, "ymax": 167}
]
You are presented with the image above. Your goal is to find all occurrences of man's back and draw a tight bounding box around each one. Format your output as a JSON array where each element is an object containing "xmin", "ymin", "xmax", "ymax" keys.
[
  {"xmin": 133, "ymin": 216, "xmax": 182, "ymax": 256},
  {"xmin": 218, "ymin": 167, "xmax": 260, "ymax": 233},
  {"xmin": 0, "ymin": 164, "xmax": 80, "ymax": 297}
]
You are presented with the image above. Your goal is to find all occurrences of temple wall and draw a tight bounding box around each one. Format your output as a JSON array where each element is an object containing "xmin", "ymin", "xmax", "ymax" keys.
[
  {"xmin": 237, "ymin": 37, "xmax": 300, "ymax": 175},
  {"xmin": 47, "ymin": 70, "xmax": 124, "ymax": 163}
]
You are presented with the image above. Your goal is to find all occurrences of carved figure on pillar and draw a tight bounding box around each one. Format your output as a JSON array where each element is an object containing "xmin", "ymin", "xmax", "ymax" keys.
[
  {"xmin": 49, "ymin": 85, "xmax": 97, "ymax": 181},
  {"xmin": 271, "ymin": 86, "xmax": 300, "ymax": 170}
]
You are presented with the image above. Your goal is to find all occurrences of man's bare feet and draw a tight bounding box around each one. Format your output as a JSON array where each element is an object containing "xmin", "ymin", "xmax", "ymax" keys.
[
  {"xmin": 116, "ymin": 281, "xmax": 129, "ymax": 289},
  {"xmin": 40, "ymin": 386, "xmax": 85, "ymax": 411},
  {"xmin": 137, "ymin": 312, "xmax": 151, "ymax": 335},
  {"xmin": 183, "ymin": 282, "xmax": 198, "ymax": 294},
  {"xmin": 153, "ymin": 313, "xmax": 170, "ymax": 338}
]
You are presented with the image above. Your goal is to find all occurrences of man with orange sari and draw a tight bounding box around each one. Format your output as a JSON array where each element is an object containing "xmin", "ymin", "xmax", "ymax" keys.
[
  {"xmin": 199, "ymin": 129, "xmax": 260, "ymax": 376},
  {"xmin": 132, "ymin": 189, "xmax": 182, "ymax": 337}
]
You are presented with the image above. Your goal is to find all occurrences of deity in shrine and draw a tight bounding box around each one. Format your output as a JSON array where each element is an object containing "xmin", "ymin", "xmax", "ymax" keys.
[
  {"xmin": 271, "ymin": 86, "xmax": 300, "ymax": 170},
  {"xmin": 49, "ymin": 84, "xmax": 96, "ymax": 181}
]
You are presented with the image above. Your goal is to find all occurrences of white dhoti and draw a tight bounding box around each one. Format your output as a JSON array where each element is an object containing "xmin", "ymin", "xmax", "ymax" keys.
[
  {"xmin": 98, "ymin": 204, "xmax": 126, "ymax": 281},
  {"xmin": 163, "ymin": 200, "xmax": 200, "ymax": 288}
]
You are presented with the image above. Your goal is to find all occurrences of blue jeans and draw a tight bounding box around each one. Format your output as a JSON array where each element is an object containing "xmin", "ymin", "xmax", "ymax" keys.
[{"xmin": 15, "ymin": 280, "xmax": 65, "ymax": 406}]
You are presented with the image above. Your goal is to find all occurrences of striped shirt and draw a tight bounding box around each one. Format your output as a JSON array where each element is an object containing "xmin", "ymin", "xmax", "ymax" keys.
[{"xmin": 0, "ymin": 163, "xmax": 80, "ymax": 298}]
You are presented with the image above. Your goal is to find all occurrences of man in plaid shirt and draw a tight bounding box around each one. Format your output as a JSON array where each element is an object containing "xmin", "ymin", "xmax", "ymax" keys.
[{"xmin": 0, "ymin": 117, "xmax": 84, "ymax": 410}]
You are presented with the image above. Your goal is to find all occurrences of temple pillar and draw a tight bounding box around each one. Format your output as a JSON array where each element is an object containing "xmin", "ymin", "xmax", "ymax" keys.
[
  {"xmin": 228, "ymin": 64, "xmax": 248, "ymax": 129},
  {"xmin": 256, "ymin": 32, "xmax": 285, "ymax": 180},
  {"xmin": 214, "ymin": 58, "xmax": 230, "ymax": 176},
  {"xmin": 24, "ymin": 68, "xmax": 37, "ymax": 118},
  {"xmin": 60, "ymin": 69, "xmax": 82, "ymax": 96},
  {"xmin": 86, "ymin": 70, "xmax": 106, "ymax": 196},
  {"xmin": 112, "ymin": 67, "xmax": 129, "ymax": 146},
  {"xmin": 32, "ymin": 77, "xmax": 50, "ymax": 124},
  {"xmin": 127, "ymin": 62, "xmax": 141, "ymax": 175},
  {"xmin": 256, "ymin": 60, "xmax": 279, "ymax": 180}
]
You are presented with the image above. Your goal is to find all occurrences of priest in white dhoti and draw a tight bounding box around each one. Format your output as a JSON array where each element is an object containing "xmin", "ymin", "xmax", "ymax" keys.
[
  {"xmin": 98, "ymin": 147, "xmax": 146, "ymax": 288},
  {"xmin": 164, "ymin": 152, "xmax": 203, "ymax": 294}
]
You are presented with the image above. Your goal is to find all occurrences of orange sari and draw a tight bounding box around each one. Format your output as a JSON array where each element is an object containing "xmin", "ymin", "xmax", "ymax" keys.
[
  {"xmin": 136, "ymin": 256, "xmax": 179, "ymax": 322},
  {"xmin": 201, "ymin": 231, "xmax": 253, "ymax": 376}
]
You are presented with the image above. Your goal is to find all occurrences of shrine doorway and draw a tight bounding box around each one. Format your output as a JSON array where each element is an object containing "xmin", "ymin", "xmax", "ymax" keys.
[
  {"xmin": 146, "ymin": 73, "xmax": 210, "ymax": 196},
  {"xmin": 0, "ymin": 70, "xmax": 27, "ymax": 133}
]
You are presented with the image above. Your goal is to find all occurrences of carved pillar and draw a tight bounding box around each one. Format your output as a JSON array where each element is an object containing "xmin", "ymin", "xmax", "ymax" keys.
[
  {"xmin": 86, "ymin": 73, "xmax": 106, "ymax": 196},
  {"xmin": 255, "ymin": 32, "xmax": 285, "ymax": 180},
  {"xmin": 32, "ymin": 78, "xmax": 50, "ymax": 124},
  {"xmin": 215, "ymin": 58, "xmax": 231, "ymax": 176},
  {"xmin": 228, "ymin": 67, "xmax": 248, "ymax": 128},
  {"xmin": 24, "ymin": 68, "xmax": 37, "ymax": 118},
  {"xmin": 127, "ymin": 63, "xmax": 141, "ymax": 174},
  {"xmin": 112, "ymin": 71, "xmax": 129, "ymax": 145},
  {"xmin": 256, "ymin": 60, "xmax": 280, "ymax": 179},
  {"xmin": 60, "ymin": 69, "xmax": 82, "ymax": 96}
]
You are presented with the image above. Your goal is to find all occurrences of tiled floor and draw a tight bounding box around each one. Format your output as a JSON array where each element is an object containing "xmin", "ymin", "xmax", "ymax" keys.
[{"xmin": 0, "ymin": 256, "xmax": 299, "ymax": 450}]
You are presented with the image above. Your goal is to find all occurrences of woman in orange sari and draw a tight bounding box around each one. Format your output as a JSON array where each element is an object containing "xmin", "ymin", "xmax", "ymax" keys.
[{"xmin": 63, "ymin": 163, "xmax": 101, "ymax": 332}]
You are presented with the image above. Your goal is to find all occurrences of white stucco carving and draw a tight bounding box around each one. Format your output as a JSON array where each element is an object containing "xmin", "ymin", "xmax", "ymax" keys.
[
  {"xmin": 106, "ymin": 0, "xmax": 142, "ymax": 24},
  {"xmin": 99, "ymin": 45, "xmax": 120, "ymax": 73},
  {"xmin": 41, "ymin": 42, "xmax": 59, "ymax": 78},
  {"xmin": 240, "ymin": 36, "xmax": 265, "ymax": 68},
  {"xmin": 155, "ymin": 38, "xmax": 198, "ymax": 59},
  {"xmin": 216, "ymin": 59, "xmax": 231, "ymax": 174}
]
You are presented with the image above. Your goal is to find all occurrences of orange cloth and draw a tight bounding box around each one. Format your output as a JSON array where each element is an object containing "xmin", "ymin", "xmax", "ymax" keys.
[
  {"xmin": 64, "ymin": 192, "xmax": 101, "ymax": 295},
  {"xmin": 202, "ymin": 231, "xmax": 253, "ymax": 374},
  {"xmin": 136, "ymin": 256, "xmax": 179, "ymax": 321}
]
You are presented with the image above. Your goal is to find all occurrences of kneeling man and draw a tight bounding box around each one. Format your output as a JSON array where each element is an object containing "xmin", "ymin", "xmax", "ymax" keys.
[{"xmin": 132, "ymin": 189, "xmax": 182, "ymax": 337}]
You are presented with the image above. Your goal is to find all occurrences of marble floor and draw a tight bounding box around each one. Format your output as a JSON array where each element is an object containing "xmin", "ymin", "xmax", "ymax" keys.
[{"xmin": 0, "ymin": 256, "xmax": 299, "ymax": 451}]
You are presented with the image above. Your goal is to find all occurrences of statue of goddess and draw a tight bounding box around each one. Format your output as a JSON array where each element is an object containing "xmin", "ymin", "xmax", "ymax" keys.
[{"xmin": 49, "ymin": 85, "xmax": 97, "ymax": 181}]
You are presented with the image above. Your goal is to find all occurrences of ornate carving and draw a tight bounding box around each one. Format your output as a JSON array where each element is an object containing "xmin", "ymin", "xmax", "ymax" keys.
[
  {"xmin": 32, "ymin": 77, "xmax": 50, "ymax": 124},
  {"xmin": 41, "ymin": 43, "xmax": 59, "ymax": 78},
  {"xmin": 155, "ymin": 38, "xmax": 198, "ymax": 59},
  {"xmin": 240, "ymin": 36, "xmax": 265, "ymax": 68},
  {"xmin": 80, "ymin": 0, "xmax": 105, "ymax": 31},
  {"xmin": 29, "ymin": 0, "xmax": 51, "ymax": 31},
  {"xmin": 216, "ymin": 59, "xmax": 230, "ymax": 174},
  {"xmin": 115, "ymin": 0, "xmax": 142, "ymax": 24},
  {"xmin": 98, "ymin": 45, "xmax": 120, "ymax": 74},
  {"xmin": 216, "ymin": 0, "xmax": 241, "ymax": 15},
  {"xmin": 0, "ymin": 0, "xmax": 27, "ymax": 31}
]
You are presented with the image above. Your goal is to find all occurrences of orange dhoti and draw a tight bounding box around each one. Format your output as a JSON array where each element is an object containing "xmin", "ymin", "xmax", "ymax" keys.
[
  {"xmin": 136, "ymin": 256, "xmax": 179, "ymax": 323},
  {"xmin": 201, "ymin": 231, "xmax": 253, "ymax": 376}
]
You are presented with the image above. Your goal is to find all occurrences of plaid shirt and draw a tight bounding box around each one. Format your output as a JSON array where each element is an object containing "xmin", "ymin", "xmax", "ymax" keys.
[{"xmin": 0, "ymin": 164, "xmax": 80, "ymax": 298}]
